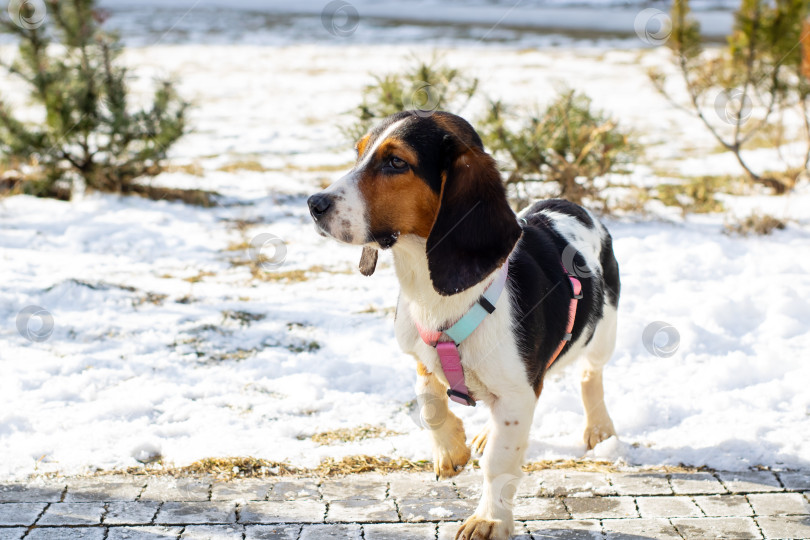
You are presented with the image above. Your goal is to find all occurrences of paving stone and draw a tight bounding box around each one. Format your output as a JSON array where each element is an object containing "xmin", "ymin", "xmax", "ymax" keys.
[
  {"xmin": 299, "ymin": 524, "xmax": 362, "ymax": 539},
  {"xmin": 670, "ymin": 472, "xmax": 726, "ymax": 495},
  {"xmin": 104, "ymin": 501, "xmax": 161, "ymax": 525},
  {"xmin": 524, "ymin": 519, "xmax": 601, "ymax": 539},
  {"xmin": 211, "ymin": 480, "xmax": 272, "ymax": 502},
  {"xmin": 388, "ymin": 473, "xmax": 457, "ymax": 500},
  {"xmin": 320, "ymin": 476, "xmax": 387, "ymax": 502},
  {"xmin": 564, "ymin": 496, "xmax": 637, "ymax": 519},
  {"xmin": 521, "ymin": 470, "xmax": 614, "ymax": 498},
  {"xmin": 26, "ymin": 528, "xmax": 106, "ymax": 540},
  {"xmin": 141, "ymin": 478, "xmax": 212, "ymax": 502},
  {"xmin": 636, "ymin": 495, "xmax": 702, "ymax": 518},
  {"xmin": 672, "ymin": 517, "xmax": 763, "ymax": 539},
  {"xmin": 239, "ymin": 501, "xmax": 325, "ymax": 524},
  {"xmin": 694, "ymin": 494, "xmax": 754, "ymax": 517},
  {"xmin": 717, "ymin": 471, "xmax": 782, "ymax": 493},
  {"xmin": 512, "ymin": 497, "xmax": 569, "ymax": 520},
  {"xmin": 0, "ymin": 502, "xmax": 47, "ymax": 526},
  {"xmin": 437, "ymin": 521, "xmax": 531, "ymax": 540},
  {"xmin": 603, "ymin": 518, "xmax": 682, "ymax": 539},
  {"xmin": 266, "ymin": 479, "xmax": 320, "ymax": 502},
  {"xmin": 181, "ymin": 524, "xmax": 245, "ymax": 539},
  {"xmin": 608, "ymin": 473, "xmax": 672, "ymax": 496},
  {"xmin": 363, "ymin": 523, "xmax": 436, "ymax": 539},
  {"xmin": 0, "ymin": 529, "xmax": 25, "ymax": 540},
  {"xmin": 451, "ymin": 471, "xmax": 482, "ymax": 499},
  {"xmin": 65, "ymin": 479, "xmax": 145, "ymax": 502},
  {"xmin": 748, "ymin": 492, "xmax": 810, "ymax": 516},
  {"xmin": 325, "ymin": 499, "xmax": 398, "ymax": 523},
  {"xmin": 777, "ymin": 471, "xmax": 810, "ymax": 491},
  {"xmin": 0, "ymin": 483, "xmax": 64, "ymax": 503},
  {"xmin": 436, "ymin": 522, "xmax": 461, "ymax": 540},
  {"xmin": 245, "ymin": 525, "xmax": 302, "ymax": 540},
  {"xmin": 37, "ymin": 502, "xmax": 105, "ymax": 525},
  {"xmin": 155, "ymin": 502, "xmax": 236, "ymax": 525},
  {"xmin": 756, "ymin": 515, "xmax": 810, "ymax": 539},
  {"xmin": 107, "ymin": 526, "xmax": 184, "ymax": 539},
  {"xmin": 398, "ymin": 498, "xmax": 475, "ymax": 522}
]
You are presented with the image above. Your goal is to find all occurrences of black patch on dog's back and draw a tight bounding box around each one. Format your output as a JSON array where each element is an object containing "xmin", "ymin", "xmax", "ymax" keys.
[{"xmin": 507, "ymin": 199, "xmax": 618, "ymax": 392}]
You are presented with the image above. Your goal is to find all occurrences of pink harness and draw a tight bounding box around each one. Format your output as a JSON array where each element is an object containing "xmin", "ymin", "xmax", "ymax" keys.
[{"xmin": 415, "ymin": 260, "xmax": 582, "ymax": 406}]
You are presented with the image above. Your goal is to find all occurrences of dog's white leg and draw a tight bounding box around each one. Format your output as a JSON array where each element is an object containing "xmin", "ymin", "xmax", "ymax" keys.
[
  {"xmin": 581, "ymin": 304, "xmax": 618, "ymax": 449},
  {"xmin": 414, "ymin": 361, "xmax": 471, "ymax": 479},
  {"xmin": 457, "ymin": 389, "xmax": 536, "ymax": 540}
]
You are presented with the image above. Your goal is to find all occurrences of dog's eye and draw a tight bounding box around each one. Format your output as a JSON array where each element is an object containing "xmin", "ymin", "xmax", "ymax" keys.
[{"xmin": 388, "ymin": 157, "xmax": 408, "ymax": 170}]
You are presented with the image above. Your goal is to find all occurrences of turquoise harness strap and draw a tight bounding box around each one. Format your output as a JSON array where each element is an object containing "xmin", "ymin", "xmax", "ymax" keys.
[{"xmin": 444, "ymin": 260, "xmax": 510, "ymax": 344}]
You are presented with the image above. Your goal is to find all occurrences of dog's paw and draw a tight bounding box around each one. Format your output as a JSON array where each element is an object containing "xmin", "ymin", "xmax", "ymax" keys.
[
  {"xmin": 471, "ymin": 424, "xmax": 489, "ymax": 455},
  {"xmin": 583, "ymin": 419, "xmax": 616, "ymax": 450},
  {"xmin": 455, "ymin": 515, "xmax": 512, "ymax": 540},
  {"xmin": 432, "ymin": 413, "xmax": 470, "ymax": 479}
]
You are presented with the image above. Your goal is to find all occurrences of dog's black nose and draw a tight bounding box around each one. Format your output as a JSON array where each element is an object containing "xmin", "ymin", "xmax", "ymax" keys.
[{"xmin": 308, "ymin": 193, "xmax": 332, "ymax": 219}]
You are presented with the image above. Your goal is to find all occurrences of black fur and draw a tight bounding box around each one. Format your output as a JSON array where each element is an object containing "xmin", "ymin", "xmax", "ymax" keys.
[{"xmin": 508, "ymin": 200, "xmax": 620, "ymax": 392}]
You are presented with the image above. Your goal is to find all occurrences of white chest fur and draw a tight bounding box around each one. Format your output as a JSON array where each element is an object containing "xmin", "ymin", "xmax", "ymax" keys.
[{"xmin": 391, "ymin": 235, "xmax": 530, "ymax": 402}]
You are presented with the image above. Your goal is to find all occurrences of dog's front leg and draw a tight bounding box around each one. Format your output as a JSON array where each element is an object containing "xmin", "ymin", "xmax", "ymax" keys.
[
  {"xmin": 457, "ymin": 389, "xmax": 535, "ymax": 540},
  {"xmin": 414, "ymin": 361, "xmax": 471, "ymax": 479}
]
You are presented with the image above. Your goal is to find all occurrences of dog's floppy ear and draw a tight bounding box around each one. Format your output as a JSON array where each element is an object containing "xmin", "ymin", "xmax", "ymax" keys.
[{"xmin": 426, "ymin": 135, "xmax": 522, "ymax": 296}]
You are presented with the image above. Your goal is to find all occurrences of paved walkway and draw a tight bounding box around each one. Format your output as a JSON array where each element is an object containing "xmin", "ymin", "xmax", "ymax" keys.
[{"xmin": 0, "ymin": 469, "xmax": 808, "ymax": 539}]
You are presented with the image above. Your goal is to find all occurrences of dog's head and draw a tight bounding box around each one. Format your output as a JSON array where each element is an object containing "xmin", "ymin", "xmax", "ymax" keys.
[{"xmin": 308, "ymin": 111, "xmax": 521, "ymax": 296}]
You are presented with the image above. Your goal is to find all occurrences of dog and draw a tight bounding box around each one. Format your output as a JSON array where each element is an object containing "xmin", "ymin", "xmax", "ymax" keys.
[{"xmin": 308, "ymin": 110, "xmax": 620, "ymax": 540}]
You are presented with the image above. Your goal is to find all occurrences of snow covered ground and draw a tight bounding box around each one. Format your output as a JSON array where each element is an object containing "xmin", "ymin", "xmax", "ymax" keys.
[{"xmin": 1, "ymin": 6, "xmax": 809, "ymax": 480}]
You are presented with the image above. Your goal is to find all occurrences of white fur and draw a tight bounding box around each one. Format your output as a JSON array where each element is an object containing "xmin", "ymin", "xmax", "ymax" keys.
[
  {"xmin": 315, "ymin": 171, "xmax": 368, "ymax": 244},
  {"xmin": 315, "ymin": 118, "xmax": 411, "ymax": 245},
  {"xmin": 393, "ymin": 234, "xmax": 535, "ymax": 535}
]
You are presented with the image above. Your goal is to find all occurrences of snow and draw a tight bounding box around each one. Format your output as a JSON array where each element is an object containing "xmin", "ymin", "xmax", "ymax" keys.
[{"xmin": 1, "ymin": 6, "xmax": 809, "ymax": 481}]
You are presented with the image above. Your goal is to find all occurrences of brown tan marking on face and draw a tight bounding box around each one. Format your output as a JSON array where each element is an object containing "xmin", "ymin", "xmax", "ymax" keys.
[
  {"xmin": 356, "ymin": 136, "xmax": 439, "ymax": 239},
  {"xmin": 355, "ymin": 134, "xmax": 371, "ymax": 160}
]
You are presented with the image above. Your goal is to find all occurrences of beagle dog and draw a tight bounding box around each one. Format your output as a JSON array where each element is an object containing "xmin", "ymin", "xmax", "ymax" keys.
[{"xmin": 308, "ymin": 111, "xmax": 620, "ymax": 540}]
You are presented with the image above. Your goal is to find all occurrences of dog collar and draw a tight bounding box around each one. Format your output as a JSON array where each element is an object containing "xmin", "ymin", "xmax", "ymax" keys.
[{"xmin": 415, "ymin": 260, "xmax": 510, "ymax": 406}]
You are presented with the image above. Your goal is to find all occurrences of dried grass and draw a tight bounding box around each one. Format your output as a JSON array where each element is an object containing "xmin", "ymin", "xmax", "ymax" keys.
[
  {"xmin": 309, "ymin": 425, "xmax": 402, "ymax": 446},
  {"xmin": 724, "ymin": 212, "xmax": 787, "ymax": 236}
]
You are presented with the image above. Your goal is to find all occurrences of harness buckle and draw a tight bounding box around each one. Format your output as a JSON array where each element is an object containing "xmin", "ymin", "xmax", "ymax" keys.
[{"xmin": 446, "ymin": 389, "xmax": 477, "ymax": 407}]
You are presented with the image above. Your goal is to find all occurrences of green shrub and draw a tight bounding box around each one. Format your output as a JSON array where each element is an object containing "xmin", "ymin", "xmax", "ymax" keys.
[
  {"xmin": 478, "ymin": 90, "xmax": 640, "ymax": 210},
  {"xmin": 0, "ymin": 0, "xmax": 204, "ymax": 202},
  {"xmin": 648, "ymin": 0, "xmax": 810, "ymax": 193},
  {"xmin": 342, "ymin": 56, "xmax": 478, "ymax": 142}
]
